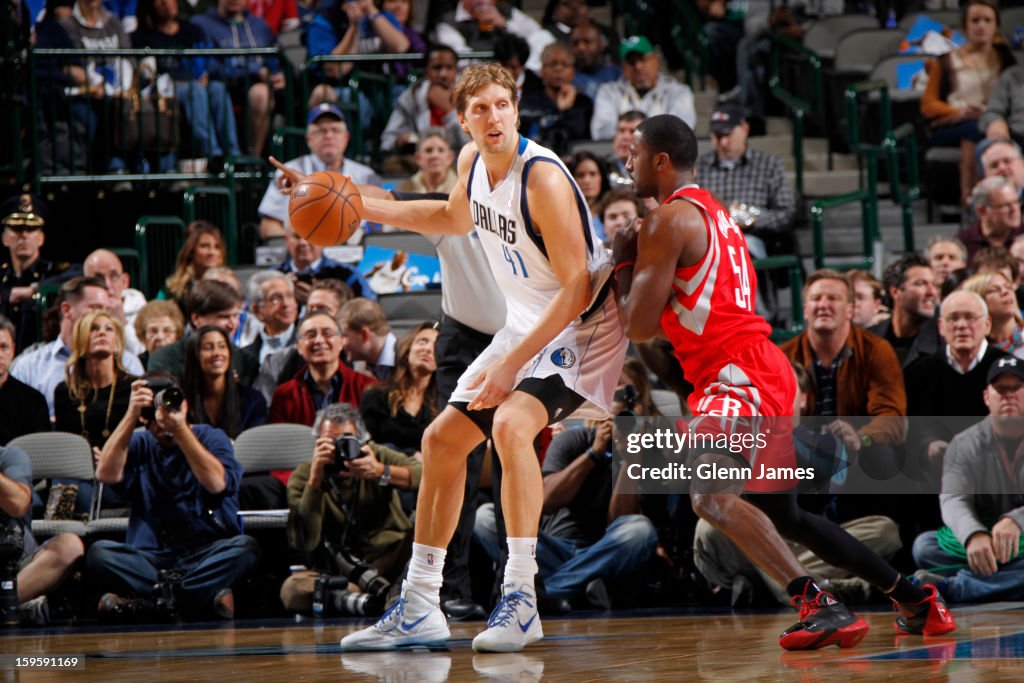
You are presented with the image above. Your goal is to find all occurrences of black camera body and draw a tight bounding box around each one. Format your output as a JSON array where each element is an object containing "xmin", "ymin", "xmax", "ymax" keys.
[
  {"xmin": 615, "ymin": 384, "xmax": 639, "ymax": 416},
  {"xmin": 142, "ymin": 378, "xmax": 185, "ymax": 420},
  {"xmin": 0, "ymin": 517, "xmax": 25, "ymax": 625},
  {"xmin": 312, "ymin": 544, "xmax": 392, "ymax": 618},
  {"xmin": 325, "ymin": 435, "xmax": 365, "ymax": 475}
]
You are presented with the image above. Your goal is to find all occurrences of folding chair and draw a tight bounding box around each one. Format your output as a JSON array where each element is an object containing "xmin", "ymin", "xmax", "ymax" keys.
[
  {"xmin": 7, "ymin": 432, "xmax": 94, "ymax": 538},
  {"xmin": 233, "ymin": 423, "xmax": 317, "ymax": 529}
]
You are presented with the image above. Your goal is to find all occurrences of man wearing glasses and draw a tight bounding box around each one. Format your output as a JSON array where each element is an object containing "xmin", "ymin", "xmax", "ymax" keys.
[
  {"xmin": 258, "ymin": 104, "xmax": 382, "ymax": 241},
  {"xmin": 0, "ymin": 194, "xmax": 78, "ymax": 351},
  {"xmin": 957, "ymin": 176, "xmax": 1024, "ymax": 263},
  {"xmin": 906, "ymin": 290, "xmax": 1011, "ymax": 470},
  {"xmin": 268, "ymin": 310, "xmax": 376, "ymax": 427}
]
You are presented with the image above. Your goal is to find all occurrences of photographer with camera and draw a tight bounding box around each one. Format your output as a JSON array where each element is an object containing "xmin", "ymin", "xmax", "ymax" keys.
[
  {"xmin": 86, "ymin": 373, "xmax": 260, "ymax": 621},
  {"xmin": 0, "ymin": 446, "xmax": 84, "ymax": 625},
  {"xmin": 280, "ymin": 403, "xmax": 422, "ymax": 616}
]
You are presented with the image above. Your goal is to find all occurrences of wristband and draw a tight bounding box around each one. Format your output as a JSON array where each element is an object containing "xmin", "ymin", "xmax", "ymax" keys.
[
  {"xmin": 614, "ymin": 261, "xmax": 635, "ymax": 276},
  {"xmin": 587, "ymin": 448, "xmax": 609, "ymax": 464},
  {"xmin": 369, "ymin": 12, "xmax": 383, "ymax": 20}
]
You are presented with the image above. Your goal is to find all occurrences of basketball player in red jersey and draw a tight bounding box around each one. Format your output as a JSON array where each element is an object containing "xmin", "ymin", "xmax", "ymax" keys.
[{"xmin": 613, "ymin": 115, "xmax": 955, "ymax": 649}]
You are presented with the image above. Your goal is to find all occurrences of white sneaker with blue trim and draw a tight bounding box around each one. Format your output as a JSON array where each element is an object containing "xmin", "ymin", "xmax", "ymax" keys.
[
  {"xmin": 472, "ymin": 583, "xmax": 544, "ymax": 653},
  {"xmin": 339, "ymin": 581, "xmax": 450, "ymax": 651}
]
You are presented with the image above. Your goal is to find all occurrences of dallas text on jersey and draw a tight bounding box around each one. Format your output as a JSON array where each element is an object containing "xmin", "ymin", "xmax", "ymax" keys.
[{"xmin": 471, "ymin": 199, "xmax": 517, "ymax": 245}]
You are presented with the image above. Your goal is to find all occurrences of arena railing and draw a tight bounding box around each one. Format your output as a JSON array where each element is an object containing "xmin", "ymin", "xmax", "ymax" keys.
[
  {"xmin": 27, "ymin": 46, "xmax": 296, "ymax": 190},
  {"xmin": 844, "ymin": 80, "xmax": 920, "ymax": 255},
  {"xmin": 134, "ymin": 215, "xmax": 186, "ymax": 299},
  {"xmin": 299, "ymin": 51, "xmax": 493, "ymax": 164},
  {"xmin": 668, "ymin": 0, "xmax": 710, "ymax": 91},
  {"xmin": 769, "ymin": 33, "xmax": 825, "ymax": 197}
]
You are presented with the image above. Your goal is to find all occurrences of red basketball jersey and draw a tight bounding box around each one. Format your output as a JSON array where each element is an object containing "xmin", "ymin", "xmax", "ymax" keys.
[{"xmin": 658, "ymin": 185, "xmax": 775, "ymax": 390}]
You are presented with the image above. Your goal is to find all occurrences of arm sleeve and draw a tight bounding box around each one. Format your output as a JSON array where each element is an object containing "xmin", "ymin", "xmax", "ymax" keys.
[
  {"xmin": 199, "ymin": 427, "xmax": 242, "ymax": 497},
  {"xmin": 861, "ymin": 340, "xmax": 908, "ymax": 444},
  {"xmin": 980, "ymin": 68, "xmax": 1015, "ymax": 134},
  {"xmin": 940, "ymin": 435, "xmax": 988, "ymax": 545},
  {"xmin": 920, "ymin": 57, "xmax": 960, "ymax": 121},
  {"xmin": 287, "ymin": 461, "xmax": 326, "ymax": 553},
  {"xmin": 590, "ymin": 83, "xmax": 618, "ymax": 139},
  {"xmin": 306, "ymin": 14, "xmax": 340, "ymax": 59},
  {"xmin": 541, "ymin": 427, "xmax": 593, "ymax": 476},
  {"xmin": 751, "ymin": 155, "xmax": 795, "ymax": 233}
]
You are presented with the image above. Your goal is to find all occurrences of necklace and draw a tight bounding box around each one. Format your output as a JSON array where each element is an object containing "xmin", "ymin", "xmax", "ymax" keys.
[{"xmin": 79, "ymin": 374, "xmax": 118, "ymax": 440}]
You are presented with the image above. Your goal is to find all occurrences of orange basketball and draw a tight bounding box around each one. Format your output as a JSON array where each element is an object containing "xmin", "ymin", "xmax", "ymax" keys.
[{"xmin": 287, "ymin": 171, "xmax": 363, "ymax": 246}]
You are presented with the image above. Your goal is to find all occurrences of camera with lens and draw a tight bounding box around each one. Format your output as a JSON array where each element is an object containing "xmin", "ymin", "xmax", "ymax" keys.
[
  {"xmin": 614, "ymin": 384, "xmax": 639, "ymax": 417},
  {"xmin": 141, "ymin": 377, "xmax": 185, "ymax": 420},
  {"xmin": 325, "ymin": 434, "xmax": 365, "ymax": 475},
  {"xmin": 313, "ymin": 544, "xmax": 393, "ymax": 617},
  {"xmin": 0, "ymin": 517, "xmax": 25, "ymax": 625}
]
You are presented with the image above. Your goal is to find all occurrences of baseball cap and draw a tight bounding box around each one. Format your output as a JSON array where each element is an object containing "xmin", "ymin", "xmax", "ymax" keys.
[
  {"xmin": 987, "ymin": 356, "xmax": 1024, "ymax": 385},
  {"xmin": 709, "ymin": 103, "xmax": 745, "ymax": 135},
  {"xmin": 620, "ymin": 35, "xmax": 654, "ymax": 61},
  {"xmin": 1, "ymin": 193, "xmax": 48, "ymax": 230},
  {"xmin": 307, "ymin": 103, "xmax": 345, "ymax": 126}
]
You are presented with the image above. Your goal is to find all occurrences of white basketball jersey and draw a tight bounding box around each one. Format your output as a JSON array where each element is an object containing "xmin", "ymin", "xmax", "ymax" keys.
[{"xmin": 466, "ymin": 136, "xmax": 611, "ymax": 335}]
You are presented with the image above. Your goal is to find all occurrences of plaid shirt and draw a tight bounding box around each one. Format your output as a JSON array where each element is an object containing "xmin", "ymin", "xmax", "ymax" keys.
[
  {"xmin": 812, "ymin": 346, "xmax": 852, "ymax": 417},
  {"xmin": 696, "ymin": 147, "xmax": 796, "ymax": 234}
]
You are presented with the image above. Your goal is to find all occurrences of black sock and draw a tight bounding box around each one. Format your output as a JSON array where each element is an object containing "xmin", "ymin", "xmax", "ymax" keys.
[
  {"xmin": 887, "ymin": 577, "xmax": 927, "ymax": 605},
  {"xmin": 786, "ymin": 576, "xmax": 820, "ymax": 599}
]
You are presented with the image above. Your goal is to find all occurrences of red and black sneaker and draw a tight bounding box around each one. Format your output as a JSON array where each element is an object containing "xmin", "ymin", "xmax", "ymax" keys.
[
  {"xmin": 893, "ymin": 584, "xmax": 956, "ymax": 636},
  {"xmin": 779, "ymin": 590, "xmax": 870, "ymax": 650}
]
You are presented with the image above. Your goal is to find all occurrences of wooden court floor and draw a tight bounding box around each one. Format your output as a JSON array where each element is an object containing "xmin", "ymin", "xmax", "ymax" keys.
[{"xmin": 3, "ymin": 604, "xmax": 1024, "ymax": 682}]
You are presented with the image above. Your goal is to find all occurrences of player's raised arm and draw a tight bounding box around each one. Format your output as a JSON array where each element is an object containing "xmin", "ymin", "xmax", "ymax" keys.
[
  {"xmin": 363, "ymin": 144, "xmax": 476, "ymax": 235},
  {"xmin": 269, "ymin": 152, "xmax": 474, "ymax": 236},
  {"xmin": 614, "ymin": 202, "xmax": 706, "ymax": 342}
]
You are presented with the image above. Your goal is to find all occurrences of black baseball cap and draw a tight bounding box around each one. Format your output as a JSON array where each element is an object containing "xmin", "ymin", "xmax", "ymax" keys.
[
  {"xmin": 709, "ymin": 103, "xmax": 745, "ymax": 135},
  {"xmin": 988, "ymin": 356, "xmax": 1024, "ymax": 385}
]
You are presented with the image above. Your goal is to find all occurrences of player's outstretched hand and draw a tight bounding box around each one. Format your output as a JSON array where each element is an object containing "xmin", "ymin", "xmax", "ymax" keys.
[
  {"xmin": 466, "ymin": 356, "xmax": 518, "ymax": 411},
  {"xmin": 269, "ymin": 156, "xmax": 306, "ymax": 194},
  {"xmin": 611, "ymin": 217, "xmax": 640, "ymax": 267}
]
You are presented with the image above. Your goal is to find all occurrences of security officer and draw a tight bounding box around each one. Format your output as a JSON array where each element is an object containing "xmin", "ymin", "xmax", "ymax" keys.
[{"xmin": 0, "ymin": 194, "xmax": 78, "ymax": 350}]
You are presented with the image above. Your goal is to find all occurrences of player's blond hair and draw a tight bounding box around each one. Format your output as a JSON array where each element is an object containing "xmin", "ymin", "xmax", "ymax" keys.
[{"xmin": 453, "ymin": 63, "xmax": 519, "ymax": 117}]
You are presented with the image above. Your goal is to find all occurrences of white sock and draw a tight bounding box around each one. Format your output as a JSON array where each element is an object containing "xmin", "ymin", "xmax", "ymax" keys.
[
  {"xmin": 504, "ymin": 537, "xmax": 538, "ymax": 589},
  {"xmin": 406, "ymin": 543, "xmax": 446, "ymax": 602}
]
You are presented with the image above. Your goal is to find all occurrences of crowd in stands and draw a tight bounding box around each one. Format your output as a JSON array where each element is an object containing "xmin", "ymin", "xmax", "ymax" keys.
[{"xmin": 9, "ymin": 0, "xmax": 1024, "ymax": 627}]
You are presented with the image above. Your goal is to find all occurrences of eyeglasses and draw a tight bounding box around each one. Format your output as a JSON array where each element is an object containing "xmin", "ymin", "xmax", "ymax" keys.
[
  {"xmin": 989, "ymin": 201, "xmax": 1019, "ymax": 212},
  {"xmin": 942, "ymin": 312, "xmax": 985, "ymax": 324},
  {"xmin": 300, "ymin": 328, "xmax": 339, "ymax": 342},
  {"xmin": 309, "ymin": 126, "xmax": 347, "ymax": 139}
]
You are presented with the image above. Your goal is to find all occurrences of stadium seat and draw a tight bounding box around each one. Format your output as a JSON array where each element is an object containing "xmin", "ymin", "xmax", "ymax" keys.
[{"xmin": 7, "ymin": 432, "xmax": 94, "ymax": 539}]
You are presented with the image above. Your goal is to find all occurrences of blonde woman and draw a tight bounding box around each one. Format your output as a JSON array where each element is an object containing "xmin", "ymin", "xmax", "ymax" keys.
[
  {"xmin": 54, "ymin": 310, "xmax": 138, "ymax": 448},
  {"xmin": 962, "ymin": 270, "xmax": 1024, "ymax": 358},
  {"xmin": 53, "ymin": 310, "xmax": 139, "ymax": 515}
]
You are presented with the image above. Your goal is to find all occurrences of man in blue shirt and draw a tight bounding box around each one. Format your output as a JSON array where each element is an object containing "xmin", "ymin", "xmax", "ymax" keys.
[{"xmin": 86, "ymin": 374, "xmax": 260, "ymax": 620}]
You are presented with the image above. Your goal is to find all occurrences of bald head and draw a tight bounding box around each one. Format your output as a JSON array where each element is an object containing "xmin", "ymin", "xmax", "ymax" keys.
[{"xmin": 83, "ymin": 248, "xmax": 129, "ymax": 297}]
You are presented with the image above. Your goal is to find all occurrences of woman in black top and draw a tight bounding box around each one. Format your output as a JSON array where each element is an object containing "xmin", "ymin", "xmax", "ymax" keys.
[
  {"xmin": 183, "ymin": 325, "xmax": 267, "ymax": 439},
  {"xmin": 360, "ymin": 322, "xmax": 438, "ymax": 455}
]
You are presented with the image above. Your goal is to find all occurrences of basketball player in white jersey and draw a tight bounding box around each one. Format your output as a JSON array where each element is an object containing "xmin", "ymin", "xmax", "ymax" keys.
[{"xmin": 272, "ymin": 63, "xmax": 627, "ymax": 652}]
